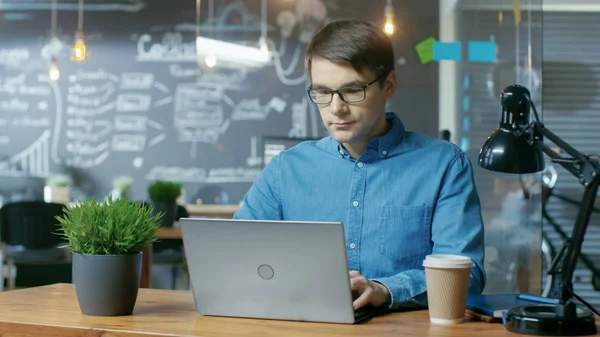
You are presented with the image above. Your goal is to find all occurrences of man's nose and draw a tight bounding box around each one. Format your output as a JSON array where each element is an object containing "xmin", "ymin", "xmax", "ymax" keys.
[{"xmin": 329, "ymin": 93, "xmax": 347, "ymax": 115}]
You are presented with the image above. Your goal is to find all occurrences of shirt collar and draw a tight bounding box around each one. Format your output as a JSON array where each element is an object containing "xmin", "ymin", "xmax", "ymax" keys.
[{"xmin": 319, "ymin": 112, "xmax": 405, "ymax": 161}]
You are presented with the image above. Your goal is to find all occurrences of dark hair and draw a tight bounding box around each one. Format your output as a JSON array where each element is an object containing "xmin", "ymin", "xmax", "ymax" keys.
[{"xmin": 305, "ymin": 18, "xmax": 395, "ymax": 83}]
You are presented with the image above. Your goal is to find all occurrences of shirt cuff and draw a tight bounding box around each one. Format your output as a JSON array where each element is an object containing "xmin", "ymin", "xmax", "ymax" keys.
[{"xmin": 370, "ymin": 274, "xmax": 427, "ymax": 310}]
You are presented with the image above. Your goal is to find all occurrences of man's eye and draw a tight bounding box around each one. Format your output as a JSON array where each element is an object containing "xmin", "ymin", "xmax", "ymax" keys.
[
  {"xmin": 315, "ymin": 89, "xmax": 331, "ymax": 95},
  {"xmin": 342, "ymin": 88, "xmax": 362, "ymax": 94}
]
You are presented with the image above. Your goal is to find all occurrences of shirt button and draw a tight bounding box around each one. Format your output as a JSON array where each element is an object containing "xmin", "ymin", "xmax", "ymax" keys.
[
  {"xmin": 382, "ymin": 150, "xmax": 388, "ymax": 156},
  {"xmin": 352, "ymin": 201, "xmax": 359, "ymax": 207},
  {"xmin": 349, "ymin": 243, "xmax": 356, "ymax": 249},
  {"xmin": 357, "ymin": 162, "xmax": 364, "ymax": 168}
]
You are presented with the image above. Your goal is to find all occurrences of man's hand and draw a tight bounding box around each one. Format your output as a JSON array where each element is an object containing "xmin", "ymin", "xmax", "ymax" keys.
[{"xmin": 349, "ymin": 270, "xmax": 390, "ymax": 310}]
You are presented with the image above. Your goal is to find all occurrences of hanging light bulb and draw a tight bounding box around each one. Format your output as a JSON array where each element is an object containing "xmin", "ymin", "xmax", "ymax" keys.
[
  {"xmin": 384, "ymin": 0, "xmax": 395, "ymax": 36},
  {"xmin": 205, "ymin": 54, "xmax": 217, "ymax": 68},
  {"xmin": 73, "ymin": 0, "xmax": 87, "ymax": 62},
  {"xmin": 73, "ymin": 30, "xmax": 87, "ymax": 62},
  {"xmin": 49, "ymin": 57, "xmax": 60, "ymax": 81}
]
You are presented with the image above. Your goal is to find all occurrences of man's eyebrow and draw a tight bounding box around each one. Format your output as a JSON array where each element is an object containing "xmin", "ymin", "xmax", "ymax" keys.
[{"xmin": 310, "ymin": 80, "xmax": 365, "ymax": 90}]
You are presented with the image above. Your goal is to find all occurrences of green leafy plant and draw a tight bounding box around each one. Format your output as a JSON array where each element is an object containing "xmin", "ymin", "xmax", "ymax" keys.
[
  {"xmin": 46, "ymin": 174, "xmax": 72, "ymax": 187},
  {"xmin": 147, "ymin": 180, "xmax": 182, "ymax": 204},
  {"xmin": 56, "ymin": 197, "xmax": 161, "ymax": 255}
]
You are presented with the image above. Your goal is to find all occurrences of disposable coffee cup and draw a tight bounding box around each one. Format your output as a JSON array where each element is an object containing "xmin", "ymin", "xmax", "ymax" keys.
[{"xmin": 423, "ymin": 254, "xmax": 472, "ymax": 325}]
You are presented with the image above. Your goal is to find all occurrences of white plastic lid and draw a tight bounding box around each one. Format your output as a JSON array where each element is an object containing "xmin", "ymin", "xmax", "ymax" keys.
[{"xmin": 422, "ymin": 254, "xmax": 472, "ymax": 269}]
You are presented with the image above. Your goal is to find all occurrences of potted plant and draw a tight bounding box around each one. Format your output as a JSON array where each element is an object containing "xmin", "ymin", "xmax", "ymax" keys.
[
  {"xmin": 56, "ymin": 196, "xmax": 160, "ymax": 316},
  {"xmin": 44, "ymin": 174, "xmax": 72, "ymax": 204},
  {"xmin": 110, "ymin": 175, "xmax": 133, "ymax": 200},
  {"xmin": 147, "ymin": 180, "xmax": 182, "ymax": 228}
]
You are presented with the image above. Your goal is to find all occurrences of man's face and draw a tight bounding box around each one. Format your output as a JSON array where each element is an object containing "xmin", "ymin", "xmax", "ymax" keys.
[{"xmin": 309, "ymin": 57, "xmax": 394, "ymax": 146}]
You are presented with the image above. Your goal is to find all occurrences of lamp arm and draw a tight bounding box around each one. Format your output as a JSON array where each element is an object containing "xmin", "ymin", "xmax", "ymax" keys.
[
  {"xmin": 530, "ymin": 122, "xmax": 597, "ymax": 186},
  {"xmin": 524, "ymin": 123, "xmax": 600, "ymax": 309}
]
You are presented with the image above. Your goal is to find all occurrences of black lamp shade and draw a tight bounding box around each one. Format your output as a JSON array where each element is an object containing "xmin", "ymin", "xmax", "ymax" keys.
[
  {"xmin": 478, "ymin": 126, "xmax": 544, "ymax": 174},
  {"xmin": 478, "ymin": 84, "xmax": 544, "ymax": 174}
]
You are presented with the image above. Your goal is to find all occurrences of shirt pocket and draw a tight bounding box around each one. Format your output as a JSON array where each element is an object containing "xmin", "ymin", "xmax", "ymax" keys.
[{"xmin": 379, "ymin": 205, "xmax": 432, "ymax": 265}]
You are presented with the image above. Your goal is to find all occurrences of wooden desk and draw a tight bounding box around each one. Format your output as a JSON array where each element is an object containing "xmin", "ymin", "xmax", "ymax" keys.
[
  {"xmin": 0, "ymin": 283, "xmax": 577, "ymax": 337},
  {"xmin": 185, "ymin": 204, "xmax": 240, "ymax": 218}
]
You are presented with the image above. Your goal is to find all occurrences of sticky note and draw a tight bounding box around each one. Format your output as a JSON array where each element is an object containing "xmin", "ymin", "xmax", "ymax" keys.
[
  {"xmin": 463, "ymin": 96, "xmax": 470, "ymax": 112},
  {"xmin": 414, "ymin": 37, "xmax": 436, "ymax": 64},
  {"xmin": 433, "ymin": 42, "xmax": 461, "ymax": 61},
  {"xmin": 463, "ymin": 76, "xmax": 470, "ymax": 90},
  {"xmin": 468, "ymin": 41, "xmax": 497, "ymax": 62}
]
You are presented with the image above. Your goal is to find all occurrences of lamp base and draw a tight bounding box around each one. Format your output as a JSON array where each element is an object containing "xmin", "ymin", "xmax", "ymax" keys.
[{"xmin": 504, "ymin": 304, "xmax": 597, "ymax": 336}]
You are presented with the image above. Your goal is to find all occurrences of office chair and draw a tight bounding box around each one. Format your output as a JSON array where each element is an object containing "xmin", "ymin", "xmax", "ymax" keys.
[
  {"xmin": 0, "ymin": 201, "xmax": 69, "ymax": 289},
  {"xmin": 152, "ymin": 204, "xmax": 188, "ymax": 289}
]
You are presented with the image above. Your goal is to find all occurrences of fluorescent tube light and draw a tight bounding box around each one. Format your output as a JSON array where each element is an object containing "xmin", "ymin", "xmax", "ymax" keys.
[{"xmin": 196, "ymin": 36, "xmax": 272, "ymax": 69}]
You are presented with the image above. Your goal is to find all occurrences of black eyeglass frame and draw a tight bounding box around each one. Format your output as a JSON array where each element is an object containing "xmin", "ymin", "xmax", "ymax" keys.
[{"xmin": 306, "ymin": 75, "xmax": 384, "ymax": 105}]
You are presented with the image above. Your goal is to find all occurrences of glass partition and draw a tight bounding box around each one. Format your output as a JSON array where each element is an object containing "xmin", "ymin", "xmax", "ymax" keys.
[{"xmin": 441, "ymin": 0, "xmax": 544, "ymax": 295}]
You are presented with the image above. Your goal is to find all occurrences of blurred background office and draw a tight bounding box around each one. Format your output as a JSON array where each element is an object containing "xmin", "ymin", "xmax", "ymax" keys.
[{"xmin": 0, "ymin": 0, "xmax": 598, "ymax": 308}]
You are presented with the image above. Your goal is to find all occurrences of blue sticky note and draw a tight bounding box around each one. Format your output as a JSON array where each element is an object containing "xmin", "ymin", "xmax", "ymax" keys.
[
  {"xmin": 468, "ymin": 41, "xmax": 497, "ymax": 62},
  {"xmin": 433, "ymin": 42, "xmax": 461, "ymax": 61},
  {"xmin": 463, "ymin": 117, "xmax": 470, "ymax": 132},
  {"xmin": 463, "ymin": 76, "xmax": 470, "ymax": 90},
  {"xmin": 460, "ymin": 137, "xmax": 470, "ymax": 153},
  {"xmin": 463, "ymin": 96, "xmax": 470, "ymax": 112}
]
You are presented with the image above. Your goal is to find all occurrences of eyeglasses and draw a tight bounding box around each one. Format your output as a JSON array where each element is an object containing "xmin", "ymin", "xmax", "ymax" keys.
[{"xmin": 307, "ymin": 76, "xmax": 382, "ymax": 105}]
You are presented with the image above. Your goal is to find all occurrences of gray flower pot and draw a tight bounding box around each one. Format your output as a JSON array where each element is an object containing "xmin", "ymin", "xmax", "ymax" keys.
[
  {"xmin": 72, "ymin": 252, "xmax": 142, "ymax": 316},
  {"xmin": 151, "ymin": 202, "xmax": 177, "ymax": 227}
]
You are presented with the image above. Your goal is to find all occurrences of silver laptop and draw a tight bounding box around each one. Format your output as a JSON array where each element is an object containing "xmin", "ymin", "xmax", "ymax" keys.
[{"xmin": 179, "ymin": 217, "xmax": 385, "ymax": 324}]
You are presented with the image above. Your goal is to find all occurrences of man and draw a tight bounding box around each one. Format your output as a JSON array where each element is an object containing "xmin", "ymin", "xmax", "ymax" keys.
[{"xmin": 234, "ymin": 18, "xmax": 486, "ymax": 311}]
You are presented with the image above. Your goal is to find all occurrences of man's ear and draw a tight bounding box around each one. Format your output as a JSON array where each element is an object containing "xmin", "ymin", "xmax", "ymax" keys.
[{"xmin": 384, "ymin": 70, "xmax": 397, "ymax": 99}]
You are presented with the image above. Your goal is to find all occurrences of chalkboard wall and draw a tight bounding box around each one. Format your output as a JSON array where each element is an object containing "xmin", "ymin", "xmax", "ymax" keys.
[{"xmin": 0, "ymin": 0, "xmax": 439, "ymax": 204}]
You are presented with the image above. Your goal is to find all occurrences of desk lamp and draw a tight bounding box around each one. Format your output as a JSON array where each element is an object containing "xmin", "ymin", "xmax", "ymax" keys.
[{"xmin": 479, "ymin": 85, "xmax": 600, "ymax": 336}]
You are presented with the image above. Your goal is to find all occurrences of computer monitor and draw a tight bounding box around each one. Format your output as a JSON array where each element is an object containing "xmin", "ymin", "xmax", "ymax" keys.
[{"xmin": 261, "ymin": 136, "xmax": 321, "ymax": 167}]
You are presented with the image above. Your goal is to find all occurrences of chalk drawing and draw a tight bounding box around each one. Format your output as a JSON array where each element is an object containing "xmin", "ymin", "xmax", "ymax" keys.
[
  {"xmin": 116, "ymin": 94, "xmax": 151, "ymax": 112},
  {"xmin": 65, "ymin": 150, "xmax": 110, "ymax": 168},
  {"xmin": 66, "ymin": 102, "xmax": 116, "ymax": 116},
  {"xmin": 152, "ymin": 96, "xmax": 173, "ymax": 108},
  {"xmin": 288, "ymin": 98, "xmax": 308, "ymax": 138},
  {"xmin": 169, "ymin": 64, "xmax": 201, "ymax": 78},
  {"xmin": 0, "ymin": 98, "xmax": 29, "ymax": 113},
  {"xmin": 231, "ymin": 97, "xmax": 286, "ymax": 121},
  {"xmin": 154, "ymin": 81, "xmax": 170, "ymax": 94},
  {"xmin": 66, "ymin": 120, "xmax": 112, "ymax": 142},
  {"xmin": 246, "ymin": 136, "xmax": 262, "ymax": 167},
  {"xmin": 11, "ymin": 117, "xmax": 51, "ymax": 128},
  {"xmin": 66, "ymin": 141, "xmax": 111, "ymax": 155},
  {"xmin": 177, "ymin": 128, "xmax": 220, "ymax": 145},
  {"xmin": 0, "ymin": 48, "xmax": 30, "ymax": 68},
  {"xmin": 148, "ymin": 120, "xmax": 164, "ymax": 131},
  {"xmin": 149, "ymin": 134, "xmax": 166, "ymax": 147},
  {"xmin": 112, "ymin": 134, "xmax": 146, "ymax": 152},
  {"xmin": 0, "ymin": 130, "xmax": 50, "ymax": 178},
  {"xmin": 132, "ymin": 156, "xmax": 144, "ymax": 169},
  {"xmin": 114, "ymin": 115, "xmax": 148, "ymax": 132},
  {"xmin": 136, "ymin": 33, "xmax": 196, "ymax": 62},
  {"xmin": 120, "ymin": 72, "xmax": 154, "ymax": 90},
  {"xmin": 69, "ymin": 69, "xmax": 119, "ymax": 83}
]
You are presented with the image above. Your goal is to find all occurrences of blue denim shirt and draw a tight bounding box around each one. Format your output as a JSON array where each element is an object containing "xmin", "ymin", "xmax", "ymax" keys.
[{"xmin": 235, "ymin": 112, "xmax": 486, "ymax": 309}]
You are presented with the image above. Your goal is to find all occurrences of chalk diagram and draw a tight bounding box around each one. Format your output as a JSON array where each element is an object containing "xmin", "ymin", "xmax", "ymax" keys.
[
  {"xmin": 134, "ymin": 0, "xmax": 329, "ymax": 161},
  {"xmin": 61, "ymin": 69, "xmax": 168, "ymax": 169},
  {"xmin": 0, "ymin": 64, "xmax": 54, "ymax": 178}
]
